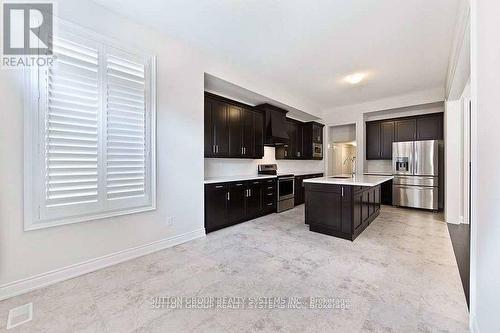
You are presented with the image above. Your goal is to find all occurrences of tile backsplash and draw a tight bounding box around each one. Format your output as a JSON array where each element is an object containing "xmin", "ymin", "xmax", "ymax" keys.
[{"xmin": 204, "ymin": 147, "xmax": 325, "ymax": 178}]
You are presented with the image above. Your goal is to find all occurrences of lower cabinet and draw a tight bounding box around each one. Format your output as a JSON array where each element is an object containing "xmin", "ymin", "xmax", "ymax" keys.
[
  {"xmin": 294, "ymin": 173, "xmax": 324, "ymax": 206},
  {"xmin": 205, "ymin": 178, "xmax": 277, "ymax": 233},
  {"xmin": 305, "ymin": 184, "xmax": 381, "ymax": 241}
]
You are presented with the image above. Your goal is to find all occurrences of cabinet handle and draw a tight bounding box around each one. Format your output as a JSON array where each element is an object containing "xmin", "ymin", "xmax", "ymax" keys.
[
  {"xmin": 249, "ymin": 189, "xmax": 251, "ymax": 196},
  {"xmin": 241, "ymin": 147, "xmax": 243, "ymax": 155},
  {"xmin": 341, "ymin": 187, "xmax": 344, "ymax": 197},
  {"xmin": 216, "ymin": 145, "xmax": 219, "ymax": 153},
  {"xmin": 213, "ymin": 145, "xmax": 216, "ymax": 154},
  {"xmin": 267, "ymin": 193, "xmax": 273, "ymax": 196},
  {"xmin": 227, "ymin": 192, "xmax": 230, "ymax": 201},
  {"xmin": 236, "ymin": 183, "xmax": 243, "ymax": 186},
  {"xmin": 215, "ymin": 185, "xmax": 223, "ymax": 189},
  {"xmin": 267, "ymin": 203, "xmax": 273, "ymax": 206}
]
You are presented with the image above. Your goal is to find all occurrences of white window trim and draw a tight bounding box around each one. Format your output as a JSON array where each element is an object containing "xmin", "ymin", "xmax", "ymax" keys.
[{"xmin": 23, "ymin": 19, "xmax": 157, "ymax": 231}]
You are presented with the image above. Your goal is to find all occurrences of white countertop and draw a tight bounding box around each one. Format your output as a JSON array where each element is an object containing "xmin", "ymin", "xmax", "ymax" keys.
[
  {"xmin": 204, "ymin": 171, "xmax": 325, "ymax": 184},
  {"xmin": 364, "ymin": 172, "xmax": 393, "ymax": 176},
  {"xmin": 204, "ymin": 174, "xmax": 276, "ymax": 184},
  {"xmin": 303, "ymin": 174, "xmax": 394, "ymax": 187},
  {"xmin": 293, "ymin": 171, "xmax": 325, "ymax": 176}
]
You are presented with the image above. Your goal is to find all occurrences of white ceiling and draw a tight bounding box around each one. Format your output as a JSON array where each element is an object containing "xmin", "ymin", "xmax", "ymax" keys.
[{"xmin": 93, "ymin": 0, "xmax": 460, "ymax": 110}]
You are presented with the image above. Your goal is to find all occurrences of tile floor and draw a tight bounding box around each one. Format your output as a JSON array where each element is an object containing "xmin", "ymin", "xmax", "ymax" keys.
[{"xmin": 0, "ymin": 205, "xmax": 469, "ymax": 332}]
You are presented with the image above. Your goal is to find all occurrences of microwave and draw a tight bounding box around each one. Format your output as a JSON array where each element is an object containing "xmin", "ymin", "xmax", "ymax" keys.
[{"xmin": 313, "ymin": 143, "xmax": 323, "ymax": 158}]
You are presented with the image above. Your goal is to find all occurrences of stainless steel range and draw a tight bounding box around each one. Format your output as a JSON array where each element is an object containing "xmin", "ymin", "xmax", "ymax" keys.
[
  {"xmin": 392, "ymin": 140, "xmax": 443, "ymax": 210},
  {"xmin": 258, "ymin": 164, "xmax": 294, "ymax": 213}
]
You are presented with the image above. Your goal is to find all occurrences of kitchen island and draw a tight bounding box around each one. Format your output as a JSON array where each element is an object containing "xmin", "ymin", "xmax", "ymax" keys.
[{"xmin": 303, "ymin": 175, "xmax": 393, "ymax": 241}]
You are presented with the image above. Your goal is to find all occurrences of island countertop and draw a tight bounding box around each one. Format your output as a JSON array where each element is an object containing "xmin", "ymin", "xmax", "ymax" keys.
[{"xmin": 303, "ymin": 174, "xmax": 393, "ymax": 187}]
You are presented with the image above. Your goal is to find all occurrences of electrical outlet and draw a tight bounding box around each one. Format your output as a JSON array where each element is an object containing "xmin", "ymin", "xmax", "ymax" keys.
[{"xmin": 166, "ymin": 216, "xmax": 173, "ymax": 226}]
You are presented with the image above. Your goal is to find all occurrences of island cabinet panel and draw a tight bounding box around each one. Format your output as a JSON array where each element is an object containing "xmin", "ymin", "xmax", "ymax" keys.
[{"xmin": 306, "ymin": 183, "xmax": 381, "ymax": 241}]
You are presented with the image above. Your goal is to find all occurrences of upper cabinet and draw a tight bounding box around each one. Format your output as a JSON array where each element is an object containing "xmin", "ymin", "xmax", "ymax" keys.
[
  {"xmin": 303, "ymin": 121, "xmax": 324, "ymax": 160},
  {"xmin": 205, "ymin": 93, "xmax": 264, "ymax": 159},
  {"xmin": 366, "ymin": 113, "xmax": 443, "ymax": 160},
  {"xmin": 276, "ymin": 120, "xmax": 324, "ymax": 160},
  {"xmin": 394, "ymin": 118, "xmax": 417, "ymax": 142},
  {"xmin": 416, "ymin": 113, "xmax": 443, "ymax": 140}
]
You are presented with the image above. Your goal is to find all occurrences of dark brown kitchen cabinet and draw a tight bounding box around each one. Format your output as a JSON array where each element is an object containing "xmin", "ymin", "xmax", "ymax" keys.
[
  {"xmin": 205, "ymin": 97, "xmax": 229, "ymax": 157},
  {"xmin": 366, "ymin": 121, "xmax": 393, "ymax": 160},
  {"xmin": 305, "ymin": 184, "xmax": 350, "ymax": 234},
  {"xmin": 365, "ymin": 113, "xmax": 443, "ymax": 160},
  {"xmin": 395, "ymin": 118, "xmax": 417, "ymax": 142},
  {"xmin": 305, "ymin": 184, "xmax": 381, "ymax": 241},
  {"xmin": 295, "ymin": 173, "xmax": 324, "ymax": 206},
  {"xmin": 228, "ymin": 105, "xmax": 243, "ymax": 157},
  {"xmin": 205, "ymin": 93, "xmax": 264, "ymax": 159},
  {"xmin": 205, "ymin": 183, "xmax": 229, "ymax": 232},
  {"xmin": 312, "ymin": 123, "xmax": 323, "ymax": 143},
  {"xmin": 227, "ymin": 182, "xmax": 246, "ymax": 224},
  {"xmin": 246, "ymin": 180, "xmax": 263, "ymax": 218},
  {"xmin": 416, "ymin": 113, "xmax": 443, "ymax": 140},
  {"xmin": 303, "ymin": 122, "xmax": 325, "ymax": 160},
  {"xmin": 380, "ymin": 121, "xmax": 394, "ymax": 159},
  {"xmin": 366, "ymin": 121, "xmax": 381, "ymax": 160},
  {"xmin": 278, "ymin": 121, "xmax": 323, "ymax": 160},
  {"xmin": 254, "ymin": 111, "xmax": 264, "ymax": 158},
  {"xmin": 205, "ymin": 178, "xmax": 276, "ymax": 233},
  {"xmin": 294, "ymin": 176, "xmax": 304, "ymax": 205}
]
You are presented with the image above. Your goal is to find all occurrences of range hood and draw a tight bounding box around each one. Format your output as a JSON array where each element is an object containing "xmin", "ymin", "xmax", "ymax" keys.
[{"xmin": 257, "ymin": 104, "xmax": 289, "ymax": 146}]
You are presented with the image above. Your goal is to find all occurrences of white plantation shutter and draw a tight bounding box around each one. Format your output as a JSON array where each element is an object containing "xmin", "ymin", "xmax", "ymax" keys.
[
  {"xmin": 26, "ymin": 24, "xmax": 156, "ymax": 229},
  {"xmin": 105, "ymin": 49, "xmax": 150, "ymax": 208},
  {"xmin": 39, "ymin": 36, "xmax": 102, "ymax": 220}
]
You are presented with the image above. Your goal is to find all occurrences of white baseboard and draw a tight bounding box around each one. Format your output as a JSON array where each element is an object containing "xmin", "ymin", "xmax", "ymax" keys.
[{"xmin": 0, "ymin": 228, "xmax": 206, "ymax": 301}]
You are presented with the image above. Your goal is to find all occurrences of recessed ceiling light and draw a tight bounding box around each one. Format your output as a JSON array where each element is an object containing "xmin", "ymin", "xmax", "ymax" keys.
[{"xmin": 344, "ymin": 73, "xmax": 366, "ymax": 85}]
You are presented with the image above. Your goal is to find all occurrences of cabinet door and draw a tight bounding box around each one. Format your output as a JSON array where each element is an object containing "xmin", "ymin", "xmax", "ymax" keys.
[
  {"xmin": 246, "ymin": 181, "xmax": 262, "ymax": 217},
  {"xmin": 205, "ymin": 184, "xmax": 228, "ymax": 231},
  {"xmin": 353, "ymin": 192, "xmax": 363, "ymax": 232},
  {"xmin": 296, "ymin": 124, "xmax": 304, "ymax": 158},
  {"xmin": 416, "ymin": 113, "xmax": 443, "ymax": 140},
  {"xmin": 380, "ymin": 121, "xmax": 394, "ymax": 159},
  {"xmin": 395, "ymin": 119, "xmax": 416, "ymax": 142},
  {"xmin": 307, "ymin": 190, "xmax": 343, "ymax": 230},
  {"xmin": 287, "ymin": 120, "xmax": 297, "ymax": 158},
  {"xmin": 241, "ymin": 108, "xmax": 255, "ymax": 157},
  {"xmin": 313, "ymin": 124, "xmax": 323, "ymax": 143},
  {"xmin": 294, "ymin": 176, "xmax": 304, "ymax": 205},
  {"xmin": 228, "ymin": 105, "xmax": 243, "ymax": 157},
  {"xmin": 254, "ymin": 111, "xmax": 264, "ymax": 158},
  {"xmin": 366, "ymin": 122, "xmax": 381, "ymax": 159},
  {"xmin": 204, "ymin": 97, "xmax": 213, "ymax": 156},
  {"xmin": 227, "ymin": 182, "xmax": 246, "ymax": 224},
  {"xmin": 212, "ymin": 99, "xmax": 229, "ymax": 156}
]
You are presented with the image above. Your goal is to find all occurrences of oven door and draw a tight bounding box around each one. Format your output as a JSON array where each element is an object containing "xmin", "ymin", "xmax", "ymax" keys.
[{"xmin": 278, "ymin": 177, "xmax": 295, "ymax": 200}]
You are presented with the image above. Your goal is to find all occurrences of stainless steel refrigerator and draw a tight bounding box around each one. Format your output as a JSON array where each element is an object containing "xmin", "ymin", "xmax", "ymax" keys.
[{"xmin": 392, "ymin": 140, "xmax": 443, "ymax": 210}]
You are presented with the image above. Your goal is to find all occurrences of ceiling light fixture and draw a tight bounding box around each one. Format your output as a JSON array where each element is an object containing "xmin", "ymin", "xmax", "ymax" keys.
[{"xmin": 344, "ymin": 73, "xmax": 366, "ymax": 85}]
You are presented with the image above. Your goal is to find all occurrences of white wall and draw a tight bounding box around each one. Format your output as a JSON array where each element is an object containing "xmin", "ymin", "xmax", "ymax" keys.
[
  {"xmin": 444, "ymin": 100, "xmax": 463, "ymax": 224},
  {"xmin": 0, "ymin": 0, "xmax": 319, "ymax": 296},
  {"xmin": 204, "ymin": 147, "xmax": 324, "ymax": 177},
  {"xmin": 470, "ymin": 0, "xmax": 500, "ymax": 331}
]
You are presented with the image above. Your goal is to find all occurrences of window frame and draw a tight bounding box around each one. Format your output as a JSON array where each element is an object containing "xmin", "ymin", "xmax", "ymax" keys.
[{"xmin": 24, "ymin": 20, "xmax": 157, "ymax": 231}]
